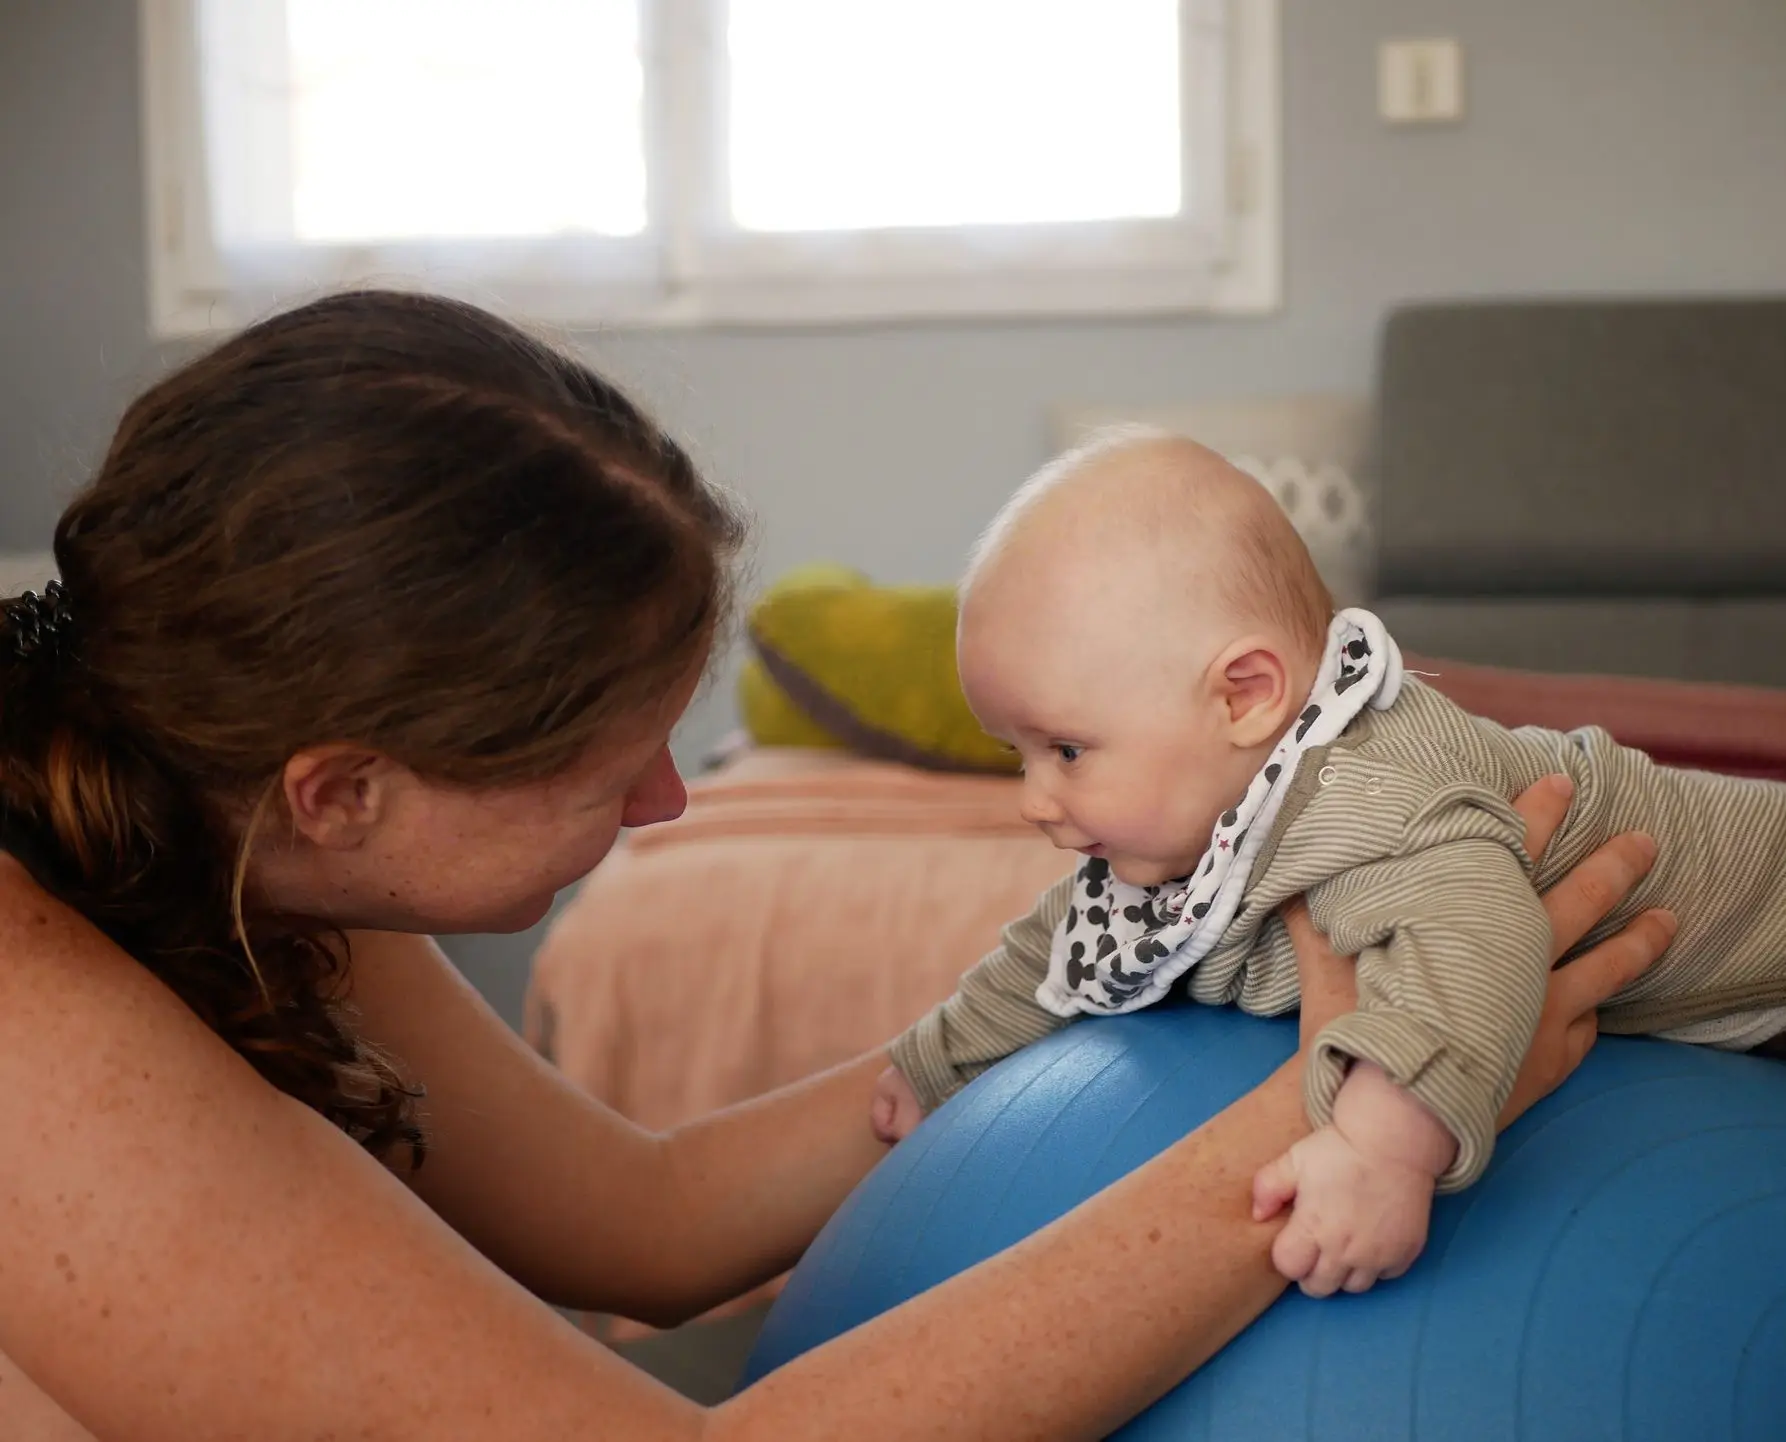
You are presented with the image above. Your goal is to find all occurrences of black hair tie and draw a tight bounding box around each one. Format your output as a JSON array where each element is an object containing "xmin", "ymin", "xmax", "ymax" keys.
[{"xmin": 5, "ymin": 579, "xmax": 74, "ymax": 661}]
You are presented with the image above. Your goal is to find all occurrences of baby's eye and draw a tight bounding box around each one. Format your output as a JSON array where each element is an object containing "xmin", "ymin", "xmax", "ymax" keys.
[{"xmin": 1053, "ymin": 743, "xmax": 1083, "ymax": 764}]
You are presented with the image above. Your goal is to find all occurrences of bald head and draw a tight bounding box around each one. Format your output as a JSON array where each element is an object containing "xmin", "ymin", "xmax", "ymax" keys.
[{"xmin": 965, "ymin": 430, "xmax": 1334, "ymax": 661}]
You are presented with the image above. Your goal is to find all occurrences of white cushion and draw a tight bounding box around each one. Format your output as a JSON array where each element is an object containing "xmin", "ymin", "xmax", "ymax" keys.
[{"xmin": 1229, "ymin": 454, "xmax": 1373, "ymax": 607}]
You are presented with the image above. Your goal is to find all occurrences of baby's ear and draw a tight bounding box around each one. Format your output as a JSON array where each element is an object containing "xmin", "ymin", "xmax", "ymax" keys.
[{"xmin": 1209, "ymin": 639, "xmax": 1294, "ymax": 748}]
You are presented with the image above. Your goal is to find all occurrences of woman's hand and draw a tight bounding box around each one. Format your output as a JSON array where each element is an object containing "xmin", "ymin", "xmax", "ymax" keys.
[{"xmin": 1284, "ymin": 774, "xmax": 1677, "ymax": 1127}]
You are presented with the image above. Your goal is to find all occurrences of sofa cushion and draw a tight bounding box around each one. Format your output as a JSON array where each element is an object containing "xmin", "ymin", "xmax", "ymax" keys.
[{"xmin": 1373, "ymin": 299, "xmax": 1786, "ymax": 597}]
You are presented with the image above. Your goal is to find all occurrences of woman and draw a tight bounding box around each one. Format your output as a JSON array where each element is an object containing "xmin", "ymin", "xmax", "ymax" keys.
[{"xmin": 0, "ymin": 291, "xmax": 1671, "ymax": 1441}]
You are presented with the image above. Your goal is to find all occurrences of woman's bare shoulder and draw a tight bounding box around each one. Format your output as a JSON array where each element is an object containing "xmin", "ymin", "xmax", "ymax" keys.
[
  {"xmin": 0, "ymin": 855, "xmax": 248, "ymax": 1100},
  {"xmin": 0, "ymin": 858, "xmax": 702, "ymax": 1441},
  {"xmin": 0, "ymin": 854, "xmax": 189, "ymax": 1042}
]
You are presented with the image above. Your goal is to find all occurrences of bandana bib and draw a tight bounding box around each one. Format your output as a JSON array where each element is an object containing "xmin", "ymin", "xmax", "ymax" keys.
[{"xmin": 1036, "ymin": 608, "xmax": 1405, "ymax": 1017}]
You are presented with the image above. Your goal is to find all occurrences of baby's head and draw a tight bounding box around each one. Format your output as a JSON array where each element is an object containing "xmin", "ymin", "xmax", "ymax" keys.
[{"xmin": 959, "ymin": 430, "xmax": 1333, "ymax": 887}]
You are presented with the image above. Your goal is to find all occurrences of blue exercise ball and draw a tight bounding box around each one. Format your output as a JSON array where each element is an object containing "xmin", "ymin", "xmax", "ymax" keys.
[{"xmin": 740, "ymin": 1008, "xmax": 1786, "ymax": 1440}]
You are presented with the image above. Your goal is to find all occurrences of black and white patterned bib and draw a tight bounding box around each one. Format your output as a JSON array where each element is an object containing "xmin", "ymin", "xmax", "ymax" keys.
[{"xmin": 1036, "ymin": 609, "xmax": 1405, "ymax": 1017}]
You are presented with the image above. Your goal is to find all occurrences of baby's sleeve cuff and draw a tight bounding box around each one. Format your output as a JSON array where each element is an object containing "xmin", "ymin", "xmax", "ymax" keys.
[
  {"xmin": 1305, "ymin": 1009, "xmax": 1500, "ymax": 1193},
  {"xmin": 888, "ymin": 1009, "xmax": 971, "ymax": 1115}
]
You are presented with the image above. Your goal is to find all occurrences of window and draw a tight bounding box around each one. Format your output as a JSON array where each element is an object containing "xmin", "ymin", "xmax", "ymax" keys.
[{"xmin": 141, "ymin": 0, "xmax": 1279, "ymax": 335}]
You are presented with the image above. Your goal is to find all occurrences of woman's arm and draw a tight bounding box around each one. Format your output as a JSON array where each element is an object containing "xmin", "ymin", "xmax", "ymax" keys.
[
  {"xmin": 344, "ymin": 927, "xmax": 892, "ymax": 1325},
  {"xmin": 718, "ymin": 1057, "xmax": 1307, "ymax": 1440},
  {"xmin": 351, "ymin": 928, "xmax": 1294, "ymax": 1401}
]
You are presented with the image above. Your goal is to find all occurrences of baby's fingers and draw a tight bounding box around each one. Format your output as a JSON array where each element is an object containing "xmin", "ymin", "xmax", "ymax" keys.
[
  {"xmin": 1252, "ymin": 1153, "xmax": 1300, "ymax": 1222},
  {"xmin": 1298, "ymin": 1246, "xmax": 1352, "ymax": 1299},
  {"xmin": 870, "ymin": 1092, "xmax": 901, "ymax": 1145},
  {"xmin": 1270, "ymin": 1219, "xmax": 1321, "ymax": 1286}
]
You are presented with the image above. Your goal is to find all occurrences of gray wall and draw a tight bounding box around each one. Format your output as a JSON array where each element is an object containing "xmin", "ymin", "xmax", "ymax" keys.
[{"xmin": 5, "ymin": 0, "xmax": 1785, "ymax": 1026}]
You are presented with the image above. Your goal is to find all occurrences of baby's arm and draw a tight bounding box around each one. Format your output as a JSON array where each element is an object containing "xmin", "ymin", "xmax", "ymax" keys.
[
  {"xmin": 879, "ymin": 873, "xmax": 1076, "ymax": 1140},
  {"xmin": 1256, "ymin": 802, "xmax": 1555, "ymax": 1293},
  {"xmin": 1304, "ymin": 831, "xmax": 1552, "ymax": 1190}
]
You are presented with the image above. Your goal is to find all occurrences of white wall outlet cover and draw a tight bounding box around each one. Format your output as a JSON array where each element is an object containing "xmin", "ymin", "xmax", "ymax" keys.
[{"xmin": 1379, "ymin": 38, "xmax": 1465, "ymax": 124}]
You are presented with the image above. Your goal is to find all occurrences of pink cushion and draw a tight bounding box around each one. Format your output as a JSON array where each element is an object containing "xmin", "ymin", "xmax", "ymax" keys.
[{"xmin": 1410, "ymin": 654, "xmax": 1786, "ymax": 782}]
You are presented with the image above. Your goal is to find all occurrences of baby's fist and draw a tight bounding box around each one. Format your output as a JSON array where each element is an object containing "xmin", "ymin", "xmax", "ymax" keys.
[
  {"xmin": 1252, "ymin": 1126, "xmax": 1435, "ymax": 1298},
  {"xmin": 871, "ymin": 1066, "xmax": 924, "ymax": 1144}
]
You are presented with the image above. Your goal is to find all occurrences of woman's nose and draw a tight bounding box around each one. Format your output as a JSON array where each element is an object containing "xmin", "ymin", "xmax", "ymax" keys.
[{"xmin": 621, "ymin": 746, "xmax": 689, "ymax": 829}]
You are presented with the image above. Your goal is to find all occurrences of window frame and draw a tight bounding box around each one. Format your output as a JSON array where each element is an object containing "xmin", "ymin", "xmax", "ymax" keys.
[{"xmin": 140, "ymin": 0, "xmax": 1281, "ymax": 336}]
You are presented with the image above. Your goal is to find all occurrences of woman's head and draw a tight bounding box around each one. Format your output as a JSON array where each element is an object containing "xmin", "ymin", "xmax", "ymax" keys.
[
  {"xmin": 0, "ymin": 288, "xmax": 746, "ymax": 1155},
  {"xmin": 69, "ymin": 288, "xmax": 742, "ymax": 862}
]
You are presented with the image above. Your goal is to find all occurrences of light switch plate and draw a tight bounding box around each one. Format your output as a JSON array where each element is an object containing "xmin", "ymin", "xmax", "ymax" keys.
[{"xmin": 1379, "ymin": 38, "xmax": 1465, "ymax": 124}]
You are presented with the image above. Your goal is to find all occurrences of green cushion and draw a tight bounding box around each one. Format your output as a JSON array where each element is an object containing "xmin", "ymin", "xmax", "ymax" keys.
[{"xmin": 738, "ymin": 565, "xmax": 1018, "ymax": 774}]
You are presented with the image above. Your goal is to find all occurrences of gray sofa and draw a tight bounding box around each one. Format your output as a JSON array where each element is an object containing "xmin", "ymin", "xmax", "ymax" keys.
[{"xmin": 1370, "ymin": 298, "xmax": 1786, "ymax": 689}]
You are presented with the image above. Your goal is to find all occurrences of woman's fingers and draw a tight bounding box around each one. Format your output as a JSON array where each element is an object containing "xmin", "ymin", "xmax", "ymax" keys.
[
  {"xmin": 1283, "ymin": 896, "xmax": 1333, "ymax": 972},
  {"xmin": 1564, "ymin": 1013, "xmax": 1598, "ymax": 1072},
  {"xmin": 1541, "ymin": 831, "xmax": 1660, "ymax": 958},
  {"xmin": 1284, "ymin": 896, "xmax": 1359, "ymax": 1047},
  {"xmin": 1497, "ymin": 904, "xmax": 1676, "ymax": 1131},
  {"xmin": 1548, "ymin": 906, "xmax": 1677, "ymax": 1017},
  {"xmin": 1511, "ymin": 773, "xmax": 1575, "ymax": 863},
  {"xmin": 1512, "ymin": 773, "xmax": 1663, "ymax": 964}
]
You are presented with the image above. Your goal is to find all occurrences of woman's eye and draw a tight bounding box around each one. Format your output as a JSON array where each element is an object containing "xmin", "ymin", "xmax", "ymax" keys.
[{"xmin": 1054, "ymin": 744, "xmax": 1082, "ymax": 764}]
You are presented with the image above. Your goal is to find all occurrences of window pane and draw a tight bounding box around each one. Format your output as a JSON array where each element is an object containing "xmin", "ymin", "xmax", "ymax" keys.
[
  {"xmin": 203, "ymin": 0, "xmax": 647, "ymax": 244},
  {"xmin": 726, "ymin": 0, "xmax": 1182, "ymax": 233}
]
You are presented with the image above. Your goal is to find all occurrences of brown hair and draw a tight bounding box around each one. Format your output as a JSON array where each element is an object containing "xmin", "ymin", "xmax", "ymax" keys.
[{"xmin": 0, "ymin": 290, "xmax": 746, "ymax": 1162}]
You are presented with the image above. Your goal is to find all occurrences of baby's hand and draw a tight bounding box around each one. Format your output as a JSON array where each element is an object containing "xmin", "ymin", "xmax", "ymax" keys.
[
  {"xmin": 1251, "ymin": 1063, "xmax": 1458, "ymax": 1297},
  {"xmin": 1251, "ymin": 1125, "xmax": 1435, "ymax": 1296},
  {"xmin": 871, "ymin": 1065, "xmax": 925, "ymax": 1144}
]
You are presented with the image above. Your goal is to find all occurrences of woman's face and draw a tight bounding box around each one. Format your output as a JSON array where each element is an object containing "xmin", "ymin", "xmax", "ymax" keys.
[
  {"xmin": 390, "ymin": 726, "xmax": 693, "ymax": 935},
  {"xmin": 271, "ymin": 672, "xmax": 703, "ymax": 937}
]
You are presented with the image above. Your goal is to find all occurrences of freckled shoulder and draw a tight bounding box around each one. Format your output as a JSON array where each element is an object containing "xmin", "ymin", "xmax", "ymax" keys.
[
  {"xmin": 0, "ymin": 855, "xmax": 287, "ymax": 1123},
  {"xmin": 0, "ymin": 854, "xmax": 91, "ymax": 975}
]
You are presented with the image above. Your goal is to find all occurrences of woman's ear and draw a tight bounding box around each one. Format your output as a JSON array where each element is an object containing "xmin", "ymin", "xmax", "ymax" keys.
[
  {"xmin": 1206, "ymin": 637, "xmax": 1295, "ymax": 749},
  {"xmin": 280, "ymin": 746, "xmax": 400, "ymax": 849}
]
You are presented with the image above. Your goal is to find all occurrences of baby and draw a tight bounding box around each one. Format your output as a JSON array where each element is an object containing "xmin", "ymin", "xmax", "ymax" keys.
[{"xmin": 873, "ymin": 431, "xmax": 1786, "ymax": 1297}]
